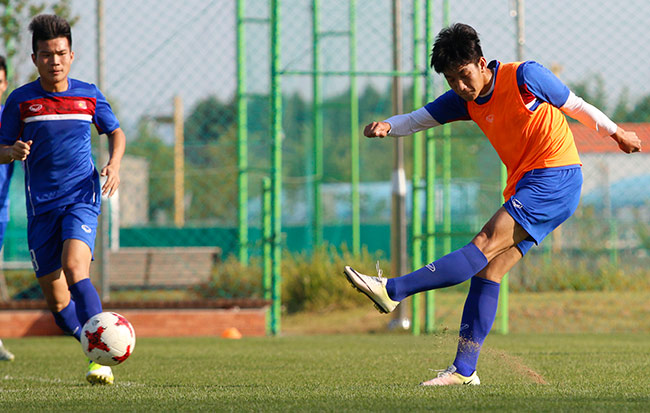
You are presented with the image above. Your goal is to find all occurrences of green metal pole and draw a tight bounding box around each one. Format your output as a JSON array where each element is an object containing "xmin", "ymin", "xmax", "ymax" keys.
[
  {"xmin": 424, "ymin": 0, "xmax": 436, "ymax": 334},
  {"xmin": 499, "ymin": 165, "xmax": 509, "ymax": 334},
  {"xmin": 262, "ymin": 177, "xmax": 272, "ymax": 335},
  {"xmin": 312, "ymin": 0, "xmax": 323, "ymax": 248},
  {"xmin": 410, "ymin": 0, "xmax": 423, "ymax": 336},
  {"xmin": 270, "ymin": 0, "xmax": 283, "ymax": 336},
  {"xmin": 236, "ymin": 0, "xmax": 249, "ymax": 265},
  {"xmin": 350, "ymin": 0, "xmax": 360, "ymax": 255},
  {"xmin": 442, "ymin": 0, "xmax": 451, "ymax": 258}
]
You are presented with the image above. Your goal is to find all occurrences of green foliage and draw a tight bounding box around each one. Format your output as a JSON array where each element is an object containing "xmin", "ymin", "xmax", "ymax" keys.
[
  {"xmin": 569, "ymin": 73, "xmax": 608, "ymax": 112},
  {"xmin": 511, "ymin": 250, "xmax": 650, "ymax": 293},
  {"xmin": 195, "ymin": 244, "xmax": 384, "ymax": 312},
  {"xmin": 184, "ymin": 96, "xmax": 236, "ymax": 142},
  {"xmin": 569, "ymin": 73, "xmax": 650, "ymax": 122},
  {"xmin": 0, "ymin": 0, "xmax": 78, "ymax": 88},
  {"xmin": 193, "ymin": 241, "xmax": 650, "ymax": 310},
  {"xmin": 193, "ymin": 255, "xmax": 262, "ymax": 299},
  {"xmin": 185, "ymin": 125, "xmax": 239, "ymax": 224},
  {"xmin": 280, "ymin": 244, "xmax": 384, "ymax": 313},
  {"xmin": 125, "ymin": 120, "xmax": 174, "ymax": 222},
  {"xmin": 618, "ymin": 94, "xmax": 650, "ymax": 122}
]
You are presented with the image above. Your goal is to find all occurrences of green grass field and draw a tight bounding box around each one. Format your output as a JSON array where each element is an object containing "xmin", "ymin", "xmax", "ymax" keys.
[{"xmin": 1, "ymin": 331, "xmax": 649, "ymax": 412}]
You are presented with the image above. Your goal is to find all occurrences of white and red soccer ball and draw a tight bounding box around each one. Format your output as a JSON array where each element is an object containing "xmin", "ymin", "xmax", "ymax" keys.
[{"xmin": 81, "ymin": 312, "xmax": 136, "ymax": 366}]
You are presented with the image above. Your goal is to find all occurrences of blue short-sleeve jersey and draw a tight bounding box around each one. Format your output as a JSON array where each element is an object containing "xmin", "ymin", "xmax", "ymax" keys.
[
  {"xmin": 424, "ymin": 60, "xmax": 571, "ymax": 124},
  {"xmin": 0, "ymin": 105, "xmax": 14, "ymax": 223},
  {"xmin": 0, "ymin": 78, "xmax": 119, "ymax": 217}
]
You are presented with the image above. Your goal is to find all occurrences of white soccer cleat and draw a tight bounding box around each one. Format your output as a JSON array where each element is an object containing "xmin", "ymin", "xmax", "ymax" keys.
[
  {"xmin": 86, "ymin": 361, "xmax": 114, "ymax": 385},
  {"xmin": 0, "ymin": 344, "xmax": 14, "ymax": 361},
  {"xmin": 343, "ymin": 265, "xmax": 400, "ymax": 314},
  {"xmin": 420, "ymin": 365, "xmax": 480, "ymax": 386}
]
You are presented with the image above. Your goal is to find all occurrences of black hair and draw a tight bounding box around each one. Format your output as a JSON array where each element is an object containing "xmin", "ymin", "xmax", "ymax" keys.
[
  {"xmin": 430, "ymin": 23, "xmax": 483, "ymax": 73},
  {"xmin": 0, "ymin": 55, "xmax": 6, "ymax": 76},
  {"xmin": 29, "ymin": 14, "xmax": 72, "ymax": 55}
]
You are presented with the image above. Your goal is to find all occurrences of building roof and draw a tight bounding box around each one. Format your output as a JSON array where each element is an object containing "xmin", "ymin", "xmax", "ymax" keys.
[{"xmin": 571, "ymin": 122, "xmax": 650, "ymax": 153}]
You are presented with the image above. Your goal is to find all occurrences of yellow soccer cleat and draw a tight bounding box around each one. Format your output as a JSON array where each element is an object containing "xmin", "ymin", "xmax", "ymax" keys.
[
  {"xmin": 86, "ymin": 361, "xmax": 114, "ymax": 385},
  {"xmin": 343, "ymin": 265, "xmax": 400, "ymax": 314},
  {"xmin": 420, "ymin": 365, "xmax": 480, "ymax": 386}
]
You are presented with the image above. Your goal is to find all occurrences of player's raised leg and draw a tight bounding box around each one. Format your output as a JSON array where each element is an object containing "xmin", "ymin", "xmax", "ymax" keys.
[
  {"xmin": 345, "ymin": 207, "xmax": 528, "ymax": 313},
  {"xmin": 343, "ymin": 242, "xmax": 487, "ymax": 313}
]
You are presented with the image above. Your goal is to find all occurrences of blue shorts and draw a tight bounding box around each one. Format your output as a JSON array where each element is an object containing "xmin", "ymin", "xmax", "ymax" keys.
[
  {"xmin": 28, "ymin": 203, "xmax": 99, "ymax": 278},
  {"xmin": 504, "ymin": 165, "xmax": 582, "ymax": 256}
]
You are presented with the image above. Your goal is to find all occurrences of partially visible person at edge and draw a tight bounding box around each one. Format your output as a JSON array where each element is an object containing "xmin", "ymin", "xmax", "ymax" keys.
[
  {"xmin": 344, "ymin": 23, "xmax": 641, "ymax": 386},
  {"xmin": 0, "ymin": 15, "xmax": 126, "ymax": 384},
  {"xmin": 0, "ymin": 55, "xmax": 16, "ymax": 362}
]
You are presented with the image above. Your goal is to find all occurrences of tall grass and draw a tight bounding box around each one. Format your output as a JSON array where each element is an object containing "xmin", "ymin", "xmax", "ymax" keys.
[
  {"xmin": 197, "ymin": 244, "xmax": 384, "ymax": 312},
  {"xmin": 198, "ymin": 244, "xmax": 650, "ymax": 312}
]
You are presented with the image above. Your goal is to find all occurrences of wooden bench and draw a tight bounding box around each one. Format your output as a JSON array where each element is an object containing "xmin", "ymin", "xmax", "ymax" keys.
[{"xmin": 107, "ymin": 247, "xmax": 221, "ymax": 288}]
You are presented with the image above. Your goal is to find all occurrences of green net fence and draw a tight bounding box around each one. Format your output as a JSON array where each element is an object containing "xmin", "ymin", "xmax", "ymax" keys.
[{"xmin": 0, "ymin": 1, "xmax": 648, "ymax": 308}]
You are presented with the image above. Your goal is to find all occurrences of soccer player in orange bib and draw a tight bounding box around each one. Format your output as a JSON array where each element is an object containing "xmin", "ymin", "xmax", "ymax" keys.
[{"xmin": 344, "ymin": 23, "xmax": 641, "ymax": 386}]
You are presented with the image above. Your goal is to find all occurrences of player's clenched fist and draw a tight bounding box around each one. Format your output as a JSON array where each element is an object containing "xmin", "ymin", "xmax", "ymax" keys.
[
  {"xmin": 364, "ymin": 121, "xmax": 391, "ymax": 138},
  {"xmin": 11, "ymin": 140, "xmax": 32, "ymax": 161},
  {"xmin": 611, "ymin": 127, "xmax": 642, "ymax": 154}
]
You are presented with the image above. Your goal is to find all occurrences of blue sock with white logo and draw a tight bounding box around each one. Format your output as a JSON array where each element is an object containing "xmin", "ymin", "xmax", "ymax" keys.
[
  {"xmin": 69, "ymin": 278, "xmax": 103, "ymax": 326},
  {"xmin": 386, "ymin": 243, "xmax": 488, "ymax": 302},
  {"xmin": 52, "ymin": 299, "xmax": 82, "ymax": 341},
  {"xmin": 453, "ymin": 276, "xmax": 500, "ymax": 377}
]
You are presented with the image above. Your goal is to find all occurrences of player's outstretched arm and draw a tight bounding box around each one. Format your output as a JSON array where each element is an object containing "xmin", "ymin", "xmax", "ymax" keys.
[
  {"xmin": 100, "ymin": 128, "xmax": 126, "ymax": 197},
  {"xmin": 0, "ymin": 140, "xmax": 32, "ymax": 164},
  {"xmin": 365, "ymin": 107, "xmax": 442, "ymax": 138},
  {"xmin": 611, "ymin": 127, "xmax": 641, "ymax": 154}
]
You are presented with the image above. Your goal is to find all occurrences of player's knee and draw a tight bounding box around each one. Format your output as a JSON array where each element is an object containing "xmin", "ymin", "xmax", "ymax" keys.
[
  {"xmin": 61, "ymin": 258, "xmax": 87, "ymax": 280},
  {"xmin": 475, "ymin": 271, "xmax": 505, "ymax": 283},
  {"xmin": 42, "ymin": 292, "xmax": 68, "ymax": 313},
  {"xmin": 471, "ymin": 231, "xmax": 508, "ymax": 261}
]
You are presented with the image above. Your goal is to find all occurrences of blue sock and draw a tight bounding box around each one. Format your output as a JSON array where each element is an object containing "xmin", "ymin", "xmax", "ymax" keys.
[
  {"xmin": 68, "ymin": 278, "xmax": 103, "ymax": 326},
  {"xmin": 52, "ymin": 299, "xmax": 82, "ymax": 341},
  {"xmin": 386, "ymin": 243, "xmax": 488, "ymax": 301},
  {"xmin": 453, "ymin": 277, "xmax": 500, "ymax": 377}
]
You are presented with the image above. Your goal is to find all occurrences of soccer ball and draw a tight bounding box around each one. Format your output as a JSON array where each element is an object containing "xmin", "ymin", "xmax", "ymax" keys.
[{"xmin": 81, "ymin": 312, "xmax": 136, "ymax": 366}]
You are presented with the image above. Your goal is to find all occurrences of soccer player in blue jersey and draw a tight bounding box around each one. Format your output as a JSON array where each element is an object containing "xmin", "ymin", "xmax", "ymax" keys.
[
  {"xmin": 0, "ymin": 55, "xmax": 16, "ymax": 362},
  {"xmin": 0, "ymin": 15, "xmax": 125, "ymax": 384},
  {"xmin": 344, "ymin": 23, "xmax": 641, "ymax": 386}
]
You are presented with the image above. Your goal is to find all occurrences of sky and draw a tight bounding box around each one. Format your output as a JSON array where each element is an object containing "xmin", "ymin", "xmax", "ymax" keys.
[{"xmin": 4, "ymin": 0, "xmax": 650, "ymax": 137}]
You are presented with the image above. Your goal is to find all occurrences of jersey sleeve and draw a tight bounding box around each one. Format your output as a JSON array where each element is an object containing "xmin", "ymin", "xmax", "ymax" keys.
[
  {"xmin": 517, "ymin": 61, "xmax": 570, "ymax": 108},
  {"xmin": 423, "ymin": 89, "xmax": 471, "ymax": 124},
  {"xmin": 0, "ymin": 93, "xmax": 22, "ymax": 145},
  {"xmin": 93, "ymin": 85, "xmax": 120, "ymax": 134}
]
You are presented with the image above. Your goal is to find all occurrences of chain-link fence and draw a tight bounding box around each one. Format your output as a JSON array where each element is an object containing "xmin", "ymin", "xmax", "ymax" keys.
[{"xmin": 0, "ymin": 1, "xmax": 649, "ymax": 308}]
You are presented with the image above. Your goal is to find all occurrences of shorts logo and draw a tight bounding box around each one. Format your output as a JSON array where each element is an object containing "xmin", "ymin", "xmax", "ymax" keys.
[
  {"xmin": 29, "ymin": 249, "xmax": 39, "ymax": 272},
  {"xmin": 485, "ymin": 114, "xmax": 495, "ymax": 123},
  {"xmin": 29, "ymin": 104, "xmax": 43, "ymax": 112},
  {"xmin": 460, "ymin": 323, "xmax": 470, "ymax": 331},
  {"xmin": 81, "ymin": 225, "xmax": 92, "ymax": 234},
  {"xmin": 425, "ymin": 262, "xmax": 436, "ymax": 273},
  {"xmin": 512, "ymin": 198, "xmax": 524, "ymax": 209}
]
